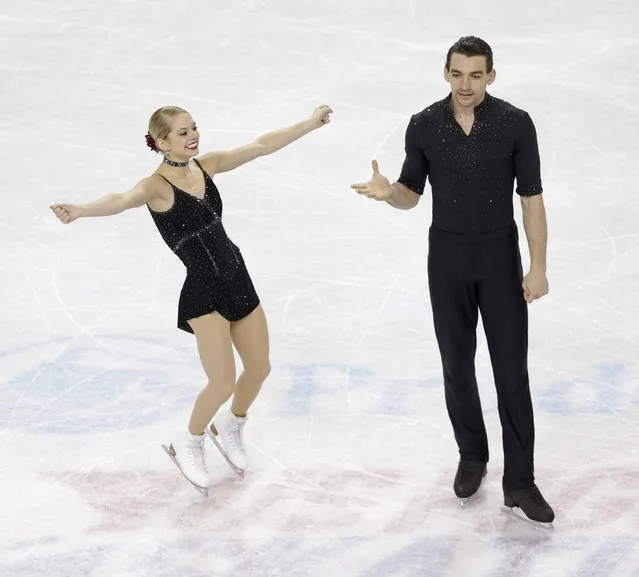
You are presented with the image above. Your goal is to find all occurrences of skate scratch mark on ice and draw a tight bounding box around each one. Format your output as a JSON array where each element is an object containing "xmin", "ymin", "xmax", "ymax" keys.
[
  {"xmin": 371, "ymin": 117, "xmax": 404, "ymax": 160},
  {"xmin": 51, "ymin": 253, "xmax": 114, "ymax": 351},
  {"xmin": 256, "ymin": 64, "xmax": 390, "ymax": 108},
  {"xmin": 539, "ymin": 109, "xmax": 606, "ymax": 158},
  {"xmin": 0, "ymin": 243, "xmax": 89, "ymax": 440},
  {"xmin": 0, "ymin": 222, "xmax": 67, "ymax": 257},
  {"xmin": 22, "ymin": 346, "xmax": 171, "ymax": 429},
  {"xmin": 559, "ymin": 231, "xmax": 639, "ymax": 249},
  {"xmin": 248, "ymin": 441, "xmax": 325, "ymax": 492},
  {"xmin": 547, "ymin": 80, "xmax": 639, "ymax": 111},
  {"xmin": 299, "ymin": 416, "xmax": 314, "ymax": 470},
  {"xmin": 277, "ymin": 170, "xmax": 341, "ymax": 199},
  {"xmin": 1, "ymin": 222, "xmax": 114, "ymax": 348},
  {"xmin": 367, "ymin": 119, "xmax": 416, "ymax": 236},
  {"xmin": 543, "ymin": 84, "xmax": 559, "ymax": 183},
  {"xmin": 596, "ymin": 226, "xmax": 618, "ymax": 285},
  {"xmin": 3, "ymin": 385, "xmax": 103, "ymax": 452},
  {"xmin": 551, "ymin": 478, "xmax": 626, "ymax": 517},
  {"xmin": 547, "ymin": 42, "xmax": 613, "ymax": 79},
  {"xmin": 1, "ymin": 337, "xmax": 72, "ymax": 441},
  {"xmin": 39, "ymin": 408, "xmax": 102, "ymax": 437},
  {"xmin": 326, "ymin": 100, "xmax": 407, "ymax": 117},
  {"xmin": 20, "ymin": 16, "xmax": 151, "ymax": 42},
  {"xmin": 608, "ymin": 409, "xmax": 639, "ymax": 434},
  {"xmin": 269, "ymin": 271, "xmax": 359, "ymax": 286},
  {"xmin": 576, "ymin": 282, "xmax": 636, "ymax": 334},
  {"xmin": 256, "ymin": 12, "xmax": 453, "ymax": 52},
  {"xmin": 281, "ymin": 286, "xmax": 320, "ymax": 328},
  {"xmin": 138, "ymin": 88, "xmax": 278, "ymax": 119},
  {"xmin": 346, "ymin": 274, "xmax": 402, "ymax": 406},
  {"xmin": 618, "ymin": 46, "xmax": 639, "ymax": 129},
  {"xmin": 249, "ymin": 441, "xmax": 401, "ymax": 533},
  {"xmin": 18, "ymin": 338, "xmax": 174, "ymax": 431},
  {"xmin": 64, "ymin": 8, "xmax": 117, "ymax": 115},
  {"xmin": 28, "ymin": 272, "xmax": 42, "ymax": 309},
  {"xmin": 339, "ymin": 465, "xmax": 420, "ymax": 489},
  {"xmin": 560, "ymin": 298, "xmax": 639, "ymax": 349},
  {"xmin": 110, "ymin": 382, "xmax": 120, "ymax": 428}
]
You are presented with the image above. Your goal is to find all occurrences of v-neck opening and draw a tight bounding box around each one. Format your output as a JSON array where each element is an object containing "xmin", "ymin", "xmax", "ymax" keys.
[
  {"xmin": 457, "ymin": 122, "xmax": 474, "ymax": 138},
  {"xmin": 150, "ymin": 158, "xmax": 212, "ymax": 212},
  {"xmin": 446, "ymin": 91, "xmax": 492, "ymax": 138},
  {"xmin": 175, "ymin": 184, "xmax": 207, "ymax": 202},
  {"xmin": 170, "ymin": 170, "xmax": 208, "ymax": 201},
  {"xmin": 161, "ymin": 158, "xmax": 209, "ymax": 201}
]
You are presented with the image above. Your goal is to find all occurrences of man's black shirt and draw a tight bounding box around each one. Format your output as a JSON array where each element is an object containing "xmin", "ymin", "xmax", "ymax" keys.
[{"xmin": 397, "ymin": 92, "xmax": 543, "ymax": 234}]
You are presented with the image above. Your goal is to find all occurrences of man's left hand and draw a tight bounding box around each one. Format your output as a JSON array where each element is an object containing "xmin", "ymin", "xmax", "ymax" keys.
[{"xmin": 522, "ymin": 270, "xmax": 549, "ymax": 303}]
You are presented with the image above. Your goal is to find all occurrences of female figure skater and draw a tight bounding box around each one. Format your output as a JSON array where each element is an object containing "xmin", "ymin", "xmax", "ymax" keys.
[{"xmin": 50, "ymin": 104, "xmax": 333, "ymax": 492}]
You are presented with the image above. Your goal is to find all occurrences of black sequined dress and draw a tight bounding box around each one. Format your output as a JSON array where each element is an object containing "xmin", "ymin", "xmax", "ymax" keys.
[{"xmin": 147, "ymin": 159, "xmax": 259, "ymax": 333}]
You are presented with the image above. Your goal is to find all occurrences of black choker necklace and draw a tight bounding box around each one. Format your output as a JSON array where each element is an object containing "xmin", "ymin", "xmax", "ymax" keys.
[{"xmin": 163, "ymin": 157, "xmax": 189, "ymax": 168}]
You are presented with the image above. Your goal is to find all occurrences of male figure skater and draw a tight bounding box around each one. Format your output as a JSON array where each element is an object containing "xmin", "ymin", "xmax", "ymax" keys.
[{"xmin": 351, "ymin": 36, "xmax": 554, "ymax": 523}]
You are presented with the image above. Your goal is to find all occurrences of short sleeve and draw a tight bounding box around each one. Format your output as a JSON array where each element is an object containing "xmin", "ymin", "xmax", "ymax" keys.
[
  {"xmin": 514, "ymin": 112, "xmax": 543, "ymax": 196},
  {"xmin": 397, "ymin": 115, "xmax": 429, "ymax": 195}
]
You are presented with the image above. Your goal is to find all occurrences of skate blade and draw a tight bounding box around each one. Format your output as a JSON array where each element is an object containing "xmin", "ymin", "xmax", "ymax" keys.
[
  {"xmin": 459, "ymin": 495, "xmax": 479, "ymax": 508},
  {"xmin": 502, "ymin": 506, "xmax": 555, "ymax": 532},
  {"xmin": 205, "ymin": 428, "xmax": 245, "ymax": 477},
  {"xmin": 161, "ymin": 444, "xmax": 209, "ymax": 496},
  {"xmin": 459, "ymin": 489, "xmax": 485, "ymax": 508}
]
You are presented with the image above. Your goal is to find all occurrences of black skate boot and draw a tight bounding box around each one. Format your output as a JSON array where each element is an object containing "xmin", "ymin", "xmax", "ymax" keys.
[
  {"xmin": 454, "ymin": 460, "xmax": 487, "ymax": 499},
  {"xmin": 504, "ymin": 484, "xmax": 555, "ymax": 523}
]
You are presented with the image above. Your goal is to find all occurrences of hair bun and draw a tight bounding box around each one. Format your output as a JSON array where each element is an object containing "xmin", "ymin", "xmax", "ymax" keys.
[{"xmin": 145, "ymin": 132, "xmax": 159, "ymax": 152}]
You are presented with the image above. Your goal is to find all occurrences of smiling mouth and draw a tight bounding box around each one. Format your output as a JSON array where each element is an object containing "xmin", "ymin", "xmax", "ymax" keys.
[{"xmin": 186, "ymin": 142, "xmax": 198, "ymax": 150}]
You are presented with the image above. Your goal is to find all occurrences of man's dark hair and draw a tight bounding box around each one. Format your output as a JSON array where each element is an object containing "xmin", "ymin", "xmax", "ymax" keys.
[{"xmin": 446, "ymin": 36, "xmax": 493, "ymax": 72}]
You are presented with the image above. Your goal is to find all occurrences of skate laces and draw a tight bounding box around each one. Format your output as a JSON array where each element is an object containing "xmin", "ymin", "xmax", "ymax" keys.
[
  {"xmin": 227, "ymin": 418, "xmax": 246, "ymax": 456},
  {"xmin": 458, "ymin": 461, "xmax": 484, "ymax": 477},
  {"xmin": 187, "ymin": 438, "xmax": 207, "ymax": 473},
  {"xmin": 522, "ymin": 485, "xmax": 546, "ymax": 506},
  {"xmin": 511, "ymin": 484, "xmax": 547, "ymax": 507}
]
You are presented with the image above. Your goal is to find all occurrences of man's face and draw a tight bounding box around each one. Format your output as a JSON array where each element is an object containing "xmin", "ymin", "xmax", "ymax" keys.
[{"xmin": 445, "ymin": 53, "xmax": 495, "ymax": 110}]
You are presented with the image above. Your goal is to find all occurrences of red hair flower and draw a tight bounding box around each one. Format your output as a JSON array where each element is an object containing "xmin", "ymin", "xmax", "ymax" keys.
[{"xmin": 145, "ymin": 132, "xmax": 159, "ymax": 152}]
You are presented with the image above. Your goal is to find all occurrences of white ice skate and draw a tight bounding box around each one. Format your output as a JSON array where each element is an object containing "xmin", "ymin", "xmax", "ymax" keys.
[
  {"xmin": 206, "ymin": 411, "xmax": 248, "ymax": 476},
  {"xmin": 162, "ymin": 431, "xmax": 210, "ymax": 496}
]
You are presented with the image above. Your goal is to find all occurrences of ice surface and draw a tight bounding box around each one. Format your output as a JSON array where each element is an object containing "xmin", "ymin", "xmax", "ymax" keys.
[{"xmin": 1, "ymin": 0, "xmax": 638, "ymax": 575}]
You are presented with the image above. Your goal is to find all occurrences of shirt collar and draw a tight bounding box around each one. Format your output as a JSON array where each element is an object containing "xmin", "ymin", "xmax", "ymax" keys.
[{"xmin": 445, "ymin": 91, "xmax": 493, "ymax": 117}]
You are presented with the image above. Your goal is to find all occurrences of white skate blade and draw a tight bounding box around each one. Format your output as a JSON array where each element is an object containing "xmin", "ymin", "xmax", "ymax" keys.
[
  {"xmin": 502, "ymin": 505, "xmax": 555, "ymax": 532},
  {"xmin": 205, "ymin": 428, "xmax": 245, "ymax": 476},
  {"xmin": 161, "ymin": 444, "xmax": 209, "ymax": 496}
]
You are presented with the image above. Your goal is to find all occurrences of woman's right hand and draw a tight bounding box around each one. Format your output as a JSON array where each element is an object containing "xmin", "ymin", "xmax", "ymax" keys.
[{"xmin": 50, "ymin": 203, "xmax": 83, "ymax": 224}]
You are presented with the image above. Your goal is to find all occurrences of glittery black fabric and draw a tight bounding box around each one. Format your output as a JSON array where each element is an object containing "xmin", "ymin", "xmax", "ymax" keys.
[
  {"xmin": 398, "ymin": 92, "xmax": 543, "ymax": 234},
  {"xmin": 147, "ymin": 159, "xmax": 259, "ymax": 333}
]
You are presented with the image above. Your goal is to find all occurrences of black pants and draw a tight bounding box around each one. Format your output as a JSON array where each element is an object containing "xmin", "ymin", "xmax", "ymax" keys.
[{"xmin": 427, "ymin": 223, "xmax": 535, "ymax": 491}]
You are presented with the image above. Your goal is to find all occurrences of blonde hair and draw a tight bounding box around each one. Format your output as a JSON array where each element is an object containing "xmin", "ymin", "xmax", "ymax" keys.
[{"xmin": 147, "ymin": 106, "xmax": 189, "ymax": 151}]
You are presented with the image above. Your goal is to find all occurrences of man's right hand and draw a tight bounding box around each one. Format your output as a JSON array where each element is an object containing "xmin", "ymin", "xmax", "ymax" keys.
[{"xmin": 351, "ymin": 160, "xmax": 392, "ymax": 201}]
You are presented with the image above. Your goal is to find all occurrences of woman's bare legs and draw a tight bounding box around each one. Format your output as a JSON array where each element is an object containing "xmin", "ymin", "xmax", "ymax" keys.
[
  {"xmin": 229, "ymin": 304, "xmax": 271, "ymax": 417},
  {"xmin": 187, "ymin": 312, "xmax": 236, "ymax": 435}
]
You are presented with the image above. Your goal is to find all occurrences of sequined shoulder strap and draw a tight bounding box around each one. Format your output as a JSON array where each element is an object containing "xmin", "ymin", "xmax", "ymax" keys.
[
  {"xmin": 156, "ymin": 173, "xmax": 174, "ymax": 187},
  {"xmin": 192, "ymin": 158, "xmax": 212, "ymax": 181}
]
